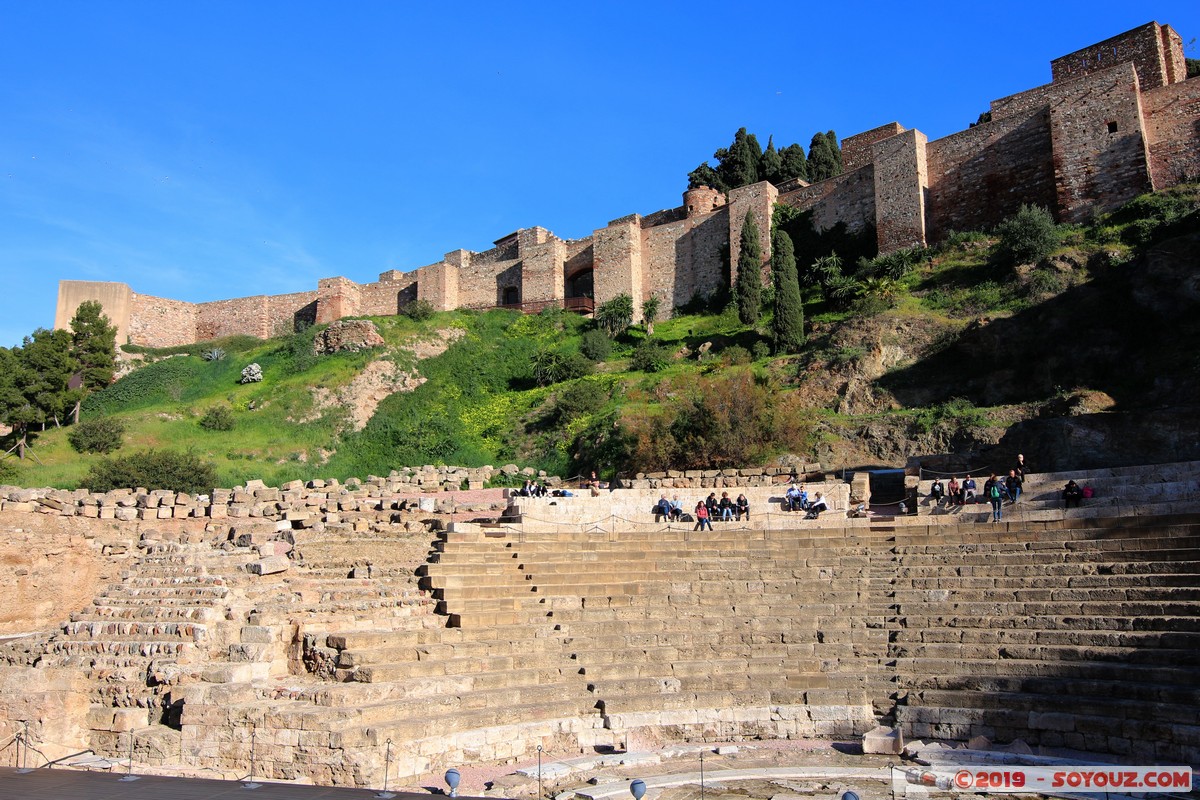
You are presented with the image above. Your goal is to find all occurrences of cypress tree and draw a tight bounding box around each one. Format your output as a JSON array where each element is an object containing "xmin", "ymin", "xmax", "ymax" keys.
[
  {"xmin": 807, "ymin": 130, "xmax": 843, "ymax": 182},
  {"xmin": 717, "ymin": 128, "xmax": 761, "ymax": 191},
  {"xmin": 759, "ymin": 136, "xmax": 782, "ymax": 185},
  {"xmin": 778, "ymin": 143, "xmax": 809, "ymax": 183},
  {"xmin": 687, "ymin": 162, "xmax": 725, "ymax": 192},
  {"xmin": 770, "ymin": 229, "xmax": 805, "ymax": 354},
  {"xmin": 735, "ymin": 209, "xmax": 763, "ymax": 325}
]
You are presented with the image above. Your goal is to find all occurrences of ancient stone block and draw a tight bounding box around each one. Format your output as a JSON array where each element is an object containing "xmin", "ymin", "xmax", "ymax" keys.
[{"xmin": 247, "ymin": 556, "xmax": 290, "ymax": 575}]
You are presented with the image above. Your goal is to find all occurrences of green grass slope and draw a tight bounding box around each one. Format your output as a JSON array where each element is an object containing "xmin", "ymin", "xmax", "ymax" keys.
[{"xmin": 3, "ymin": 185, "xmax": 1198, "ymax": 490}]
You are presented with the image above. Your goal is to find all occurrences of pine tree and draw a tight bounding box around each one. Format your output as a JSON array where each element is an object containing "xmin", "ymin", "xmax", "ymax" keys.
[
  {"xmin": 20, "ymin": 328, "xmax": 78, "ymax": 430},
  {"xmin": 735, "ymin": 210, "xmax": 763, "ymax": 325},
  {"xmin": 759, "ymin": 136, "xmax": 782, "ymax": 185},
  {"xmin": 807, "ymin": 130, "xmax": 843, "ymax": 182},
  {"xmin": 69, "ymin": 300, "xmax": 117, "ymax": 422},
  {"xmin": 770, "ymin": 229, "xmax": 805, "ymax": 354},
  {"xmin": 687, "ymin": 162, "xmax": 724, "ymax": 192},
  {"xmin": 778, "ymin": 143, "xmax": 809, "ymax": 183}
]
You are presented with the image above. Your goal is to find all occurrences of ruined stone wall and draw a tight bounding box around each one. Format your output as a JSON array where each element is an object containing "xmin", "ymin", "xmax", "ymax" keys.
[
  {"xmin": 841, "ymin": 122, "xmax": 905, "ymax": 171},
  {"xmin": 354, "ymin": 278, "xmax": 415, "ymax": 317},
  {"xmin": 1051, "ymin": 22, "xmax": 1183, "ymax": 91},
  {"xmin": 458, "ymin": 252, "xmax": 521, "ymax": 308},
  {"xmin": 925, "ymin": 109, "xmax": 1057, "ymax": 240},
  {"xmin": 129, "ymin": 294, "xmax": 198, "ymax": 348},
  {"xmin": 1142, "ymin": 77, "xmax": 1200, "ymax": 188},
  {"xmin": 1049, "ymin": 63, "xmax": 1153, "ymax": 223}
]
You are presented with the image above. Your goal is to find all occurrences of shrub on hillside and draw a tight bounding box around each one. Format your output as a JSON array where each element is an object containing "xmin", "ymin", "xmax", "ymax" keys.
[
  {"xmin": 531, "ymin": 349, "xmax": 592, "ymax": 386},
  {"xmin": 630, "ymin": 340, "xmax": 671, "ymax": 372},
  {"xmin": 580, "ymin": 329, "xmax": 612, "ymax": 362},
  {"xmin": 554, "ymin": 381, "xmax": 606, "ymax": 422},
  {"xmin": 199, "ymin": 405, "xmax": 235, "ymax": 431},
  {"xmin": 81, "ymin": 449, "xmax": 219, "ymax": 494},
  {"xmin": 994, "ymin": 205, "xmax": 1059, "ymax": 267},
  {"xmin": 67, "ymin": 416, "xmax": 126, "ymax": 455},
  {"xmin": 401, "ymin": 299, "xmax": 435, "ymax": 321},
  {"xmin": 240, "ymin": 363, "xmax": 264, "ymax": 383}
]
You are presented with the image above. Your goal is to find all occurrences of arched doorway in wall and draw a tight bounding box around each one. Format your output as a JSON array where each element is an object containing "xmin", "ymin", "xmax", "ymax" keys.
[
  {"xmin": 565, "ymin": 267, "xmax": 594, "ymax": 313},
  {"xmin": 501, "ymin": 286, "xmax": 520, "ymax": 308}
]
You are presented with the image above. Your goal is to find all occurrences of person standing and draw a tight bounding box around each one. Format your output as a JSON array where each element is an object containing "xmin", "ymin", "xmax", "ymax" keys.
[{"xmin": 984, "ymin": 474, "xmax": 1003, "ymax": 522}]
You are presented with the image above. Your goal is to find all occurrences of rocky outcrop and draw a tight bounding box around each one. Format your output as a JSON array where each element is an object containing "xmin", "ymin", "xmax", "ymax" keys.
[{"xmin": 312, "ymin": 319, "xmax": 385, "ymax": 354}]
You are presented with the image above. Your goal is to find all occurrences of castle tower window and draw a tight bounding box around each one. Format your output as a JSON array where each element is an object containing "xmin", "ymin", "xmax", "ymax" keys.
[
  {"xmin": 502, "ymin": 286, "xmax": 520, "ymax": 307},
  {"xmin": 1107, "ymin": 121, "xmax": 1118, "ymax": 133}
]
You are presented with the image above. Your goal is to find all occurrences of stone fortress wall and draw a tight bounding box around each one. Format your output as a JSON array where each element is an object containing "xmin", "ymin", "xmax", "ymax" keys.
[{"xmin": 55, "ymin": 22, "xmax": 1200, "ymax": 348}]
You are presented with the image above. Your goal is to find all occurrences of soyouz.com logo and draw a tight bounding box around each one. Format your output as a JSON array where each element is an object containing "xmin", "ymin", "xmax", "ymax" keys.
[
  {"xmin": 897, "ymin": 767, "xmax": 1195, "ymax": 791},
  {"xmin": 897, "ymin": 766, "xmax": 1193, "ymax": 793}
]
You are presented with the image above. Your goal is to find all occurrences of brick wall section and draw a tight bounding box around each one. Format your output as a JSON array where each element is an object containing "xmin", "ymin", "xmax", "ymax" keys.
[
  {"xmin": 522, "ymin": 238, "xmax": 567, "ymax": 305},
  {"xmin": 925, "ymin": 109, "xmax": 1058, "ymax": 239},
  {"xmin": 129, "ymin": 294, "xmax": 198, "ymax": 347},
  {"xmin": 1049, "ymin": 63, "xmax": 1153, "ymax": 223},
  {"xmin": 642, "ymin": 210, "xmax": 729, "ymax": 310},
  {"xmin": 1142, "ymin": 77, "xmax": 1200, "ymax": 187},
  {"xmin": 593, "ymin": 217, "xmax": 643, "ymax": 319},
  {"xmin": 778, "ymin": 166, "xmax": 877, "ymax": 237},
  {"xmin": 195, "ymin": 296, "xmax": 270, "ymax": 341},
  {"xmin": 873, "ymin": 129, "xmax": 929, "ymax": 252},
  {"xmin": 842, "ymin": 122, "xmax": 905, "ymax": 171},
  {"xmin": 417, "ymin": 261, "xmax": 459, "ymax": 311},
  {"xmin": 727, "ymin": 182, "xmax": 778, "ymax": 285},
  {"xmin": 1051, "ymin": 22, "xmax": 1181, "ymax": 91}
]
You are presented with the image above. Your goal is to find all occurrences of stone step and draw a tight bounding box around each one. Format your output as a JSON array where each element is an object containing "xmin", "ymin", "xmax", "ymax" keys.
[
  {"xmin": 353, "ymin": 653, "xmax": 557, "ymax": 683},
  {"xmin": 895, "ymin": 655, "xmax": 1198, "ymax": 687},
  {"xmin": 336, "ymin": 636, "xmax": 565, "ymax": 668},
  {"xmin": 47, "ymin": 640, "xmax": 188, "ymax": 657},
  {"xmin": 337, "ymin": 697, "xmax": 602, "ymax": 748},
  {"xmin": 906, "ymin": 672, "xmax": 1200, "ymax": 706},
  {"xmin": 895, "ymin": 614, "xmax": 1200, "ymax": 635},
  {"xmin": 892, "ymin": 599, "xmax": 1200, "ymax": 617},
  {"xmin": 99, "ymin": 586, "xmax": 230, "ymax": 600},
  {"xmin": 70, "ymin": 606, "xmax": 220, "ymax": 623},
  {"xmin": 891, "ymin": 625, "xmax": 1200, "ymax": 649},
  {"xmin": 62, "ymin": 620, "xmax": 209, "ymax": 640},
  {"xmin": 901, "ymin": 688, "xmax": 1198, "ymax": 726},
  {"xmin": 893, "ymin": 641, "xmax": 1200, "ymax": 666}
]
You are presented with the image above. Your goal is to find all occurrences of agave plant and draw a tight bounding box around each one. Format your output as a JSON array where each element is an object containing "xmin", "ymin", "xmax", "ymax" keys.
[{"xmin": 202, "ymin": 347, "xmax": 226, "ymax": 362}]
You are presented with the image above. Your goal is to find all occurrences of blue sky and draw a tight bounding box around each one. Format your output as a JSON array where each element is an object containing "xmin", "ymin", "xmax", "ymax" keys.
[{"xmin": 2, "ymin": 1, "xmax": 1197, "ymax": 348}]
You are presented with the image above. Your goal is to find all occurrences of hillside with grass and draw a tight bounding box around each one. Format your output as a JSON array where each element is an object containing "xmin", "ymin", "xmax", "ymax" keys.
[{"xmin": 3, "ymin": 185, "xmax": 1198, "ymax": 491}]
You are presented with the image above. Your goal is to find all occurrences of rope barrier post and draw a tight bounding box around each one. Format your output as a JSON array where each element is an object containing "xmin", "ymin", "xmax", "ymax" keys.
[{"xmin": 118, "ymin": 731, "xmax": 139, "ymax": 782}]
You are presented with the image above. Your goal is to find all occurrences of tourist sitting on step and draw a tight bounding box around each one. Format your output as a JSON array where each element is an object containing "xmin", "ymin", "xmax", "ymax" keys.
[
  {"xmin": 693, "ymin": 501, "xmax": 713, "ymax": 531},
  {"xmin": 962, "ymin": 475, "xmax": 978, "ymax": 503},
  {"xmin": 705, "ymin": 492, "xmax": 719, "ymax": 519},
  {"xmin": 804, "ymin": 492, "xmax": 828, "ymax": 519},
  {"xmin": 1005, "ymin": 469, "xmax": 1023, "ymax": 504},
  {"xmin": 718, "ymin": 492, "xmax": 735, "ymax": 521},
  {"xmin": 735, "ymin": 493, "xmax": 749, "ymax": 521},
  {"xmin": 654, "ymin": 494, "xmax": 673, "ymax": 522},
  {"xmin": 670, "ymin": 495, "xmax": 683, "ymax": 520},
  {"xmin": 928, "ymin": 478, "xmax": 945, "ymax": 507},
  {"xmin": 947, "ymin": 476, "xmax": 961, "ymax": 505},
  {"xmin": 1063, "ymin": 480, "xmax": 1083, "ymax": 508},
  {"xmin": 785, "ymin": 484, "xmax": 800, "ymax": 511}
]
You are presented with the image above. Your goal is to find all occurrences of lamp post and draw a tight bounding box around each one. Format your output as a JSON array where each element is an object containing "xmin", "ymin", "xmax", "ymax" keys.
[{"xmin": 445, "ymin": 767, "xmax": 461, "ymax": 798}]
